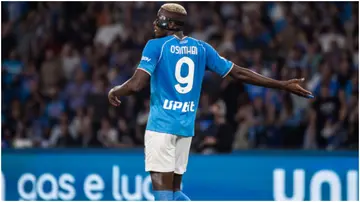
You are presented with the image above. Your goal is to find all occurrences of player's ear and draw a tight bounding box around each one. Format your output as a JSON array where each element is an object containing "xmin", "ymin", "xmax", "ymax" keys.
[{"xmin": 168, "ymin": 21, "xmax": 176, "ymax": 29}]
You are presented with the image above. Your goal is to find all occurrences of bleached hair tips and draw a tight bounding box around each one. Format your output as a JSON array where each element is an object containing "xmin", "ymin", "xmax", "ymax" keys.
[{"xmin": 161, "ymin": 3, "xmax": 187, "ymax": 15}]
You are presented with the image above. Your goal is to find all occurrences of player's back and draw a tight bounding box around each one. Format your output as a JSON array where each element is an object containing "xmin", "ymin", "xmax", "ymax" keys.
[{"xmin": 138, "ymin": 35, "xmax": 233, "ymax": 137}]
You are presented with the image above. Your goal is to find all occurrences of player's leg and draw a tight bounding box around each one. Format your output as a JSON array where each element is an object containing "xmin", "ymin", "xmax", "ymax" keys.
[
  {"xmin": 150, "ymin": 171, "xmax": 174, "ymax": 200},
  {"xmin": 173, "ymin": 174, "xmax": 191, "ymax": 201},
  {"xmin": 173, "ymin": 173, "xmax": 182, "ymax": 192},
  {"xmin": 174, "ymin": 136, "xmax": 192, "ymax": 201},
  {"xmin": 145, "ymin": 130, "xmax": 177, "ymax": 200}
]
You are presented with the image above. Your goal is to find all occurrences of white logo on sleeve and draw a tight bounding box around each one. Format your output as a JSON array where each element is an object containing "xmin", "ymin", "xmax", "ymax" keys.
[{"xmin": 141, "ymin": 56, "xmax": 151, "ymax": 62}]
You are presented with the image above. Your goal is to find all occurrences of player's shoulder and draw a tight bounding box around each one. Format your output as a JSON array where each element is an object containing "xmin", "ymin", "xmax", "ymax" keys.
[
  {"xmin": 146, "ymin": 36, "xmax": 176, "ymax": 47},
  {"xmin": 187, "ymin": 37, "xmax": 210, "ymax": 49},
  {"xmin": 187, "ymin": 36, "xmax": 204, "ymax": 44}
]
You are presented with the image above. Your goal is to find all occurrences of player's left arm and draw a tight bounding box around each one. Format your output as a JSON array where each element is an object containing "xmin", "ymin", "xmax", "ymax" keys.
[
  {"xmin": 108, "ymin": 40, "xmax": 159, "ymax": 106},
  {"xmin": 203, "ymin": 42, "xmax": 313, "ymax": 99}
]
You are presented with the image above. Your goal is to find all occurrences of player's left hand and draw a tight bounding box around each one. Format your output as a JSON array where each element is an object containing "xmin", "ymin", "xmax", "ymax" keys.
[
  {"xmin": 281, "ymin": 78, "xmax": 314, "ymax": 99},
  {"xmin": 108, "ymin": 88, "xmax": 121, "ymax": 106}
]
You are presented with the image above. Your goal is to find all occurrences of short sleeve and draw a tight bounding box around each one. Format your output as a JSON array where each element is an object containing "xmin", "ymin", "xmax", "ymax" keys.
[
  {"xmin": 203, "ymin": 42, "xmax": 233, "ymax": 78},
  {"xmin": 137, "ymin": 40, "xmax": 160, "ymax": 76}
]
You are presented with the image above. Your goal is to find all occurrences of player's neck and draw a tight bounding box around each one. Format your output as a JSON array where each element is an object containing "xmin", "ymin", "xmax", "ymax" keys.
[{"xmin": 170, "ymin": 31, "xmax": 185, "ymax": 40}]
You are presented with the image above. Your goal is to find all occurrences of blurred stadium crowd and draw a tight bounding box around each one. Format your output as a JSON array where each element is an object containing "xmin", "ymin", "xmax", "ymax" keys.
[{"xmin": 2, "ymin": 2, "xmax": 358, "ymax": 152}]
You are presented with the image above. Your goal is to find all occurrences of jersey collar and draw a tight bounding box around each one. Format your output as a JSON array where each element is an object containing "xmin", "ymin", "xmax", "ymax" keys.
[{"xmin": 173, "ymin": 34, "xmax": 187, "ymax": 40}]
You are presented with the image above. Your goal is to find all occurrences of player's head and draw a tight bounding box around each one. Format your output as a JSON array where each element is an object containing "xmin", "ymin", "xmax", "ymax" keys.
[{"xmin": 153, "ymin": 3, "xmax": 187, "ymax": 38}]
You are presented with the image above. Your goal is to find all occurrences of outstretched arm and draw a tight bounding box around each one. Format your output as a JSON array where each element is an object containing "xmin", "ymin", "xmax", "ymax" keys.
[
  {"xmin": 228, "ymin": 64, "xmax": 314, "ymax": 98},
  {"xmin": 201, "ymin": 41, "xmax": 313, "ymax": 98},
  {"xmin": 108, "ymin": 69, "xmax": 150, "ymax": 106}
]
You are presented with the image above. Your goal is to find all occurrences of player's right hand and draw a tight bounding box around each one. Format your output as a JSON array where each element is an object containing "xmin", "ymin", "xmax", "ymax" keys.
[{"xmin": 108, "ymin": 88, "xmax": 121, "ymax": 106}]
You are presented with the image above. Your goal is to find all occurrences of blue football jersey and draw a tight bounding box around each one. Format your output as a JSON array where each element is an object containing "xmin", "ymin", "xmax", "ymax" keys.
[{"xmin": 137, "ymin": 35, "xmax": 233, "ymax": 137}]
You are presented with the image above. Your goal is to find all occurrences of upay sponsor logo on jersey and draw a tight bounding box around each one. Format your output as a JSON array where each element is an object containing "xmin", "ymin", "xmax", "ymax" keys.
[{"xmin": 163, "ymin": 99, "xmax": 195, "ymax": 112}]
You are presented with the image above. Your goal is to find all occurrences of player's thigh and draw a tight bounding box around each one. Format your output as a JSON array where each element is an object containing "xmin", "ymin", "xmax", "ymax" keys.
[
  {"xmin": 144, "ymin": 130, "xmax": 177, "ymax": 173},
  {"xmin": 175, "ymin": 136, "xmax": 192, "ymax": 175},
  {"xmin": 150, "ymin": 171, "xmax": 174, "ymax": 190},
  {"xmin": 173, "ymin": 173, "xmax": 183, "ymax": 191}
]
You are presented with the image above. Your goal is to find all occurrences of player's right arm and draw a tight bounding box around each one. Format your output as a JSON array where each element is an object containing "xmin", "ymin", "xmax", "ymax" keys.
[
  {"xmin": 203, "ymin": 42, "xmax": 313, "ymax": 98},
  {"xmin": 228, "ymin": 62, "xmax": 313, "ymax": 98},
  {"xmin": 108, "ymin": 40, "xmax": 160, "ymax": 106}
]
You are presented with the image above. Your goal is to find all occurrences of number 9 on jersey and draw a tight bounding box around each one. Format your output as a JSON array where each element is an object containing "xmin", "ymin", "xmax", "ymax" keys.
[{"xmin": 174, "ymin": 57, "xmax": 195, "ymax": 94}]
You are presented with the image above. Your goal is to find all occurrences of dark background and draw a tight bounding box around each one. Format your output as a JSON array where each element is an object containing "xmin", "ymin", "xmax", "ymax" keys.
[{"xmin": 1, "ymin": 2, "xmax": 358, "ymax": 152}]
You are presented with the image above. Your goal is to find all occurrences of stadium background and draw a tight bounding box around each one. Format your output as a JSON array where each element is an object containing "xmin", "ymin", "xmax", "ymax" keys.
[{"xmin": 1, "ymin": 1, "xmax": 359, "ymax": 201}]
